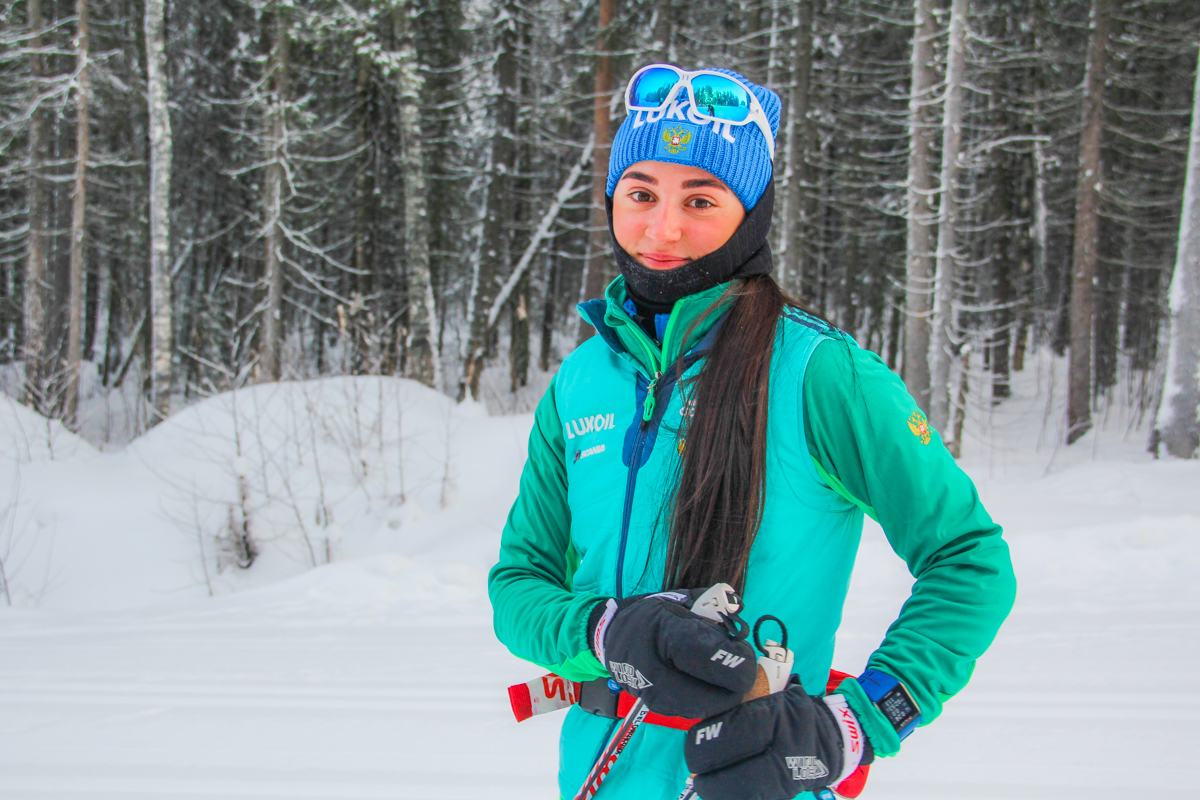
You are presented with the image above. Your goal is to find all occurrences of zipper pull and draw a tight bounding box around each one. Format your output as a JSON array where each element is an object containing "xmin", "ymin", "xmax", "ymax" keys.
[{"xmin": 642, "ymin": 371, "xmax": 661, "ymax": 422}]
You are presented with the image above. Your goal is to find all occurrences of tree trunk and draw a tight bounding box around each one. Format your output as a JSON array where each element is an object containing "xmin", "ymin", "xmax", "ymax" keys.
[
  {"xmin": 902, "ymin": 0, "xmax": 939, "ymax": 407},
  {"xmin": 461, "ymin": 4, "xmax": 518, "ymax": 399},
  {"xmin": 539, "ymin": 251, "xmax": 558, "ymax": 373},
  {"xmin": 576, "ymin": 0, "xmax": 616, "ymax": 345},
  {"xmin": 1066, "ymin": 0, "xmax": 1114, "ymax": 444},
  {"xmin": 398, "ymin": 1, "xmax": 439, "ymax": 390},
  {"xmin": 350, "ymin": 61, "xmax": 371, "ymax": 375},
  {"xmin": 778, "ymin": 0, "xmax": 815, "ymax": 297},
  {"xmin": 146, "ymin": 0, "xmax": 173, "ymax": 420},
  {"xmin": 260, "ymin": 5, "xmax": 288, "ymax": 383},
  {"xmin": 927, "ymin": 0, "xmax": 968, "ymax": 435},
  {"xmin": 510, "ymin": 277, "xmax": 529, "ymax": 393},
  {"xmin": 23, "ymin": 0, "xmax": 48, "ymax": 410},
  {"xmin": 1154, "ymin": 43, "xmax": 1200, "ymax": 459},
  {"xmin": 651, "ymin": 0, "xmax": 671, "ymax": 62},
  {"xmin": 65, "ymin": 0, "xmax": 91, "ymax": 427}
]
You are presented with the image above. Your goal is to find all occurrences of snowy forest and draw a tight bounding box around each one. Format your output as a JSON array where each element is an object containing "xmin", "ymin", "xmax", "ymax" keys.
[
  {"xmin": 2, "ymin": 2, "xmax": 1199, "ymax": 795},
  {"xmin": 0, "ymin": 0, "xmax": 1198, "ymax": 456}
]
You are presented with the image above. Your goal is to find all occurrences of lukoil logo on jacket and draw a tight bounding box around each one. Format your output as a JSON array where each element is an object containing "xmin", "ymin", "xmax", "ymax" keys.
[{"xmin": 564, "ymin": 412, "xmax": 616, "ymax": 440}]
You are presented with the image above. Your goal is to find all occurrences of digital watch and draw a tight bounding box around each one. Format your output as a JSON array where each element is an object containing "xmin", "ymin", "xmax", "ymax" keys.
[{"xmin": 857, "ymin": 669, "xmax": 921, "ymax": 740}]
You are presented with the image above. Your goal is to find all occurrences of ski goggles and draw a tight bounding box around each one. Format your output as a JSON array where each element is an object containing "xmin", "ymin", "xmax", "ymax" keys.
[{"xmin": 624, "ymin": 64, "xmax": 776, "ymax": 160}]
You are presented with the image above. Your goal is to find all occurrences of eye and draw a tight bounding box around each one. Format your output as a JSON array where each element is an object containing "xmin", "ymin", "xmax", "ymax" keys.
[
  {"xmin": 630, "ymin": 190, "xmax": 655, "ymax": 203},
  {"xmin": 688, "ymin": 197, "xmax": 715, "ymax": 210}
]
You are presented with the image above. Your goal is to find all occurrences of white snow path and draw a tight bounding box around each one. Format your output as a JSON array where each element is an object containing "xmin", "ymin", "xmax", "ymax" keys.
[{"xmin": 0, "ymin": 557, "xmax": 564, "ymax": 799}]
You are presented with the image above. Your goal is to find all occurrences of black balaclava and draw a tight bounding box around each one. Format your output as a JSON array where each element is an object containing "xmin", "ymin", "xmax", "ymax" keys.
[{"xmin": 607, "ymin": 178, "xmax": 776, "ymax": 318}]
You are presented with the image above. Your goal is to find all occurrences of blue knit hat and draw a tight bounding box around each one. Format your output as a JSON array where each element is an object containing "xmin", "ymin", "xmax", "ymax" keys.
[{"xmin": 606, "ymin": 67, "xmax": 781, "ymax": 210}]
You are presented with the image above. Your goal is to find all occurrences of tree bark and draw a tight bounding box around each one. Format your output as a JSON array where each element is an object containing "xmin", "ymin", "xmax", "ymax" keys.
[
  {"xmin": 66, "ymin": 0, "xmax": 92, "ymax": 427},
  {"xmin": 397, "ymin": 1, "xmax": 439, "ymax": 391},
  {"xmin": 576, "ymin": 0, "xmax": 616, "ymax": 345},
  {"xmin": 927, "ymin": 0, "xmax": 968, "ymax": 435},
  {"xmin": 1154, "ymin": 43, "xmax": 1200, "ymax": 459},
  {"xmin": 510, "ymin": 278, "xmax": 529, "ymax": 393},
  {"xmin": 902, "ymin": 0, "xmax": 939, "ymax": 407},
  {"xmin": 146, "ymin": 0, "xmax": 173, "ymax": 420},
  {"xmin": 461, "ymin": 3, "xmax": 518, "ymax": 399},
  {"xmin": 259, "ymin": 5, "xmax": 288, "ymax": 383},
  {"xmin": 778, "ymin": 0, "xmax": 815, "ymax": 297},
  {"xmin": 539, "ymin": 251, "xmax": 557, "ymax": 373},
  {"xmin": 1066, "ymin": 0, "xmax": 1114, "ymax": 444},
  {"xmin": 651, "ymin": 0, "xmax": 671, "ymax": 62},
  {"xmin": 23, "ymin": 0, "xmax": 48, "ymax": 409}
]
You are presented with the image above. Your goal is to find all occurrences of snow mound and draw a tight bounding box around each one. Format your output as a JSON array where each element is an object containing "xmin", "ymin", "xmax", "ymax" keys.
[
  {"xmin": 1, "ymin": 377, "xmax": 532, "ymax": 612},
  {"xmin": 0, "ymin": 394, "xmax": 95, "ymax": 464}
]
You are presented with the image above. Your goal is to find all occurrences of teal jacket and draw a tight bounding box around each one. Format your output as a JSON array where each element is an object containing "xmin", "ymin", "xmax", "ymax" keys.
[{"xmin": 488, "ymin": 277, "xmax": 1016, "ymax": 799}]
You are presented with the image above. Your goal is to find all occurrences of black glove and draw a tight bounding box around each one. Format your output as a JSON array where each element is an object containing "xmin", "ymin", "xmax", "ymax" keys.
[
  {"xmin": 587, "ymin": 588, "xmax": 758, "ymax": 719},
  {"xmin": 685, "ymin": 678, "xmax": 874, "ymax": 800}
]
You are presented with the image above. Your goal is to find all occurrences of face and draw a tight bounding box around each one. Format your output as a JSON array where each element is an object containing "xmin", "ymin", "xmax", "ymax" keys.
[{"xmin": 612, "ymin": 161, "xmax": 745, "ymax": 271}]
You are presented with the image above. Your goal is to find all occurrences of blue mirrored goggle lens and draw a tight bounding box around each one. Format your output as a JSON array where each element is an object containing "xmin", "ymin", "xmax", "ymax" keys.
[
  {"xmin": 629, "ymin": 67, "xmax": 681, "ymax": 109},
  {"xmin": 689, "ymin": 75, "xmax": 752, "ymax": 122}
]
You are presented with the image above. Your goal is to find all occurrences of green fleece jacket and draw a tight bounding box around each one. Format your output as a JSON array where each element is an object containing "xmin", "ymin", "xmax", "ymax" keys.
[{"xmin": 488, "ymin": 277, "xmax": 1015, "ymax": 795}]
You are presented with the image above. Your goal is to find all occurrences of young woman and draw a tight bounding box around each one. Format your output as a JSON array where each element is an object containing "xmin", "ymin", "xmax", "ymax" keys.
[{"xmin": 489, "ymin": 65, "xmax": 1016, "ymax": 800}]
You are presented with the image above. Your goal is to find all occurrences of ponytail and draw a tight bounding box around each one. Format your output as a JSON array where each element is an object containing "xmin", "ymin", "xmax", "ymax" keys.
[{"xmin": 663, "ymin": 275, "xmax": 800, "ymax": 593}]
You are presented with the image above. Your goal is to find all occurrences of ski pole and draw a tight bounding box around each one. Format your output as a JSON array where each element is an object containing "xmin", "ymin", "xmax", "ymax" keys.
[
  {"xmin": 571, "ymin": 696, "xmax": 651, "ymax": 800},
  {"xmin": 573, "ymin": 584, "xmax": 746, "ymax": 800},
  {"xmin": 677, "ymin": 615, "xmax": 795, "ymax": 800}
]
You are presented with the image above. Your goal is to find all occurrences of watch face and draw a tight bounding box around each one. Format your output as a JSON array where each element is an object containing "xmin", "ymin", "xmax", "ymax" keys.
[{"xmin": 879, "ymin": 685, "xmax": 920, "ymax": 732}]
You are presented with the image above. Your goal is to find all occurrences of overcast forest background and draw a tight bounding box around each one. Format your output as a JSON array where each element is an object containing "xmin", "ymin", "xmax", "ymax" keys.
[{"xmin": 2, "ymin": 0, "xmax": 1199, "ymax": 457}]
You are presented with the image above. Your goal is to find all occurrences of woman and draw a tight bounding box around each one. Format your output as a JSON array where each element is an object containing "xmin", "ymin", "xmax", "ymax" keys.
[{"xmin": 489, "ymin": 65, "xmax": 1015, "ymax": 800}]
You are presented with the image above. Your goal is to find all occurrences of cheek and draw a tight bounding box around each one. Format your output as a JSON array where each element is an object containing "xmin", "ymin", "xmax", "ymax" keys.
[
  {"xmin": 686, "ymin": 213, "xmax": 742, "ymax": 256},
  {"xmin": 612, "ymin": 207, "xmax": 643, "ymax": 252}
]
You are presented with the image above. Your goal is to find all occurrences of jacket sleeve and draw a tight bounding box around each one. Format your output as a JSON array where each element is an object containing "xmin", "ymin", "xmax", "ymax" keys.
[
  {"xmin": 801, "ymin": 337, "xmax": 1017, "ymax": 757},
  {"xmin": 488, "ymin": 375, "xmax": 609, "ymax": 682}
]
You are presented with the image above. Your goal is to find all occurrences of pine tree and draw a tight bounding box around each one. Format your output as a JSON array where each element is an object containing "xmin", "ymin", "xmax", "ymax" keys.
[
  {"xmin": 1154, "ymin": 41, "xmax": 1200, "ymax": 459},
  {"xmin": 902, "ymin": 0, "xmax": 940, "ymax": 406},
  {"xmin": 1066, "ymin": 0, "xmax": 1116, "ymax": 444},
  {"xmin": 146, "ymin": 0, "xmax": 173, "ymax": 418}
]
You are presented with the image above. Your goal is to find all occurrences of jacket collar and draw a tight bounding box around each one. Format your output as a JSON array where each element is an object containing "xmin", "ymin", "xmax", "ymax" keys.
[{"xmin": 577, "ymin": 276, "xmax": 733, "ymax": 379}]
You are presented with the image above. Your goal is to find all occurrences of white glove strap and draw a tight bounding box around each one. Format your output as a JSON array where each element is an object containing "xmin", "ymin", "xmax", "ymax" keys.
[
  {"xmin": 823, "ymin": 694, "xmax": 867, "ymax": 788},
  {"xmin": 592, "ymin": 599, "xmax": 618, "ymax": 665}
]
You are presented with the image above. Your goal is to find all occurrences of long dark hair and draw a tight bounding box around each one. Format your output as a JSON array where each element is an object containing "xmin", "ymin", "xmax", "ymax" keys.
[{"xmin": 662, "ymin": 274, "xmax": 811, "ymax": 594}]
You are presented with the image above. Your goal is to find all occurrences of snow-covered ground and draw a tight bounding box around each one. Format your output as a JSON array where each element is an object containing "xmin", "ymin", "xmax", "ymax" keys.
[{"xmin": 1, "ymin": 352, "xmax": 1197, "ymax": 799}]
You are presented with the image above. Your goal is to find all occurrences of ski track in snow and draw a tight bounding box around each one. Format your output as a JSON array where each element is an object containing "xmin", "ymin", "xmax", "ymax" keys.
[{"xmin": 2, "ymin": 362, "xmax": 1199, "ymax": 799}]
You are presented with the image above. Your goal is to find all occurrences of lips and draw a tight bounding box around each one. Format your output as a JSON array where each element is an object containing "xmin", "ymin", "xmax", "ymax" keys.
[{"xmin": 641, "ymin": 253, "xmax": 690, "ymax": 269}]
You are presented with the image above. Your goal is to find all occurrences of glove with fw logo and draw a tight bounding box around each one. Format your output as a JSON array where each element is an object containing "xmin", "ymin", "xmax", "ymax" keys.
[
  {"xmin": 587, "ymin": 585, "xmax": 759, "ymax": 719},
  {"xmin": 684, "ymin": 676, "xmax": 874, "ymax": 800}
]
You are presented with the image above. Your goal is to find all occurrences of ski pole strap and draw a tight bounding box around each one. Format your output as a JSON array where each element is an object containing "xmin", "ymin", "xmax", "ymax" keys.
[
  {"xmin": 615, "ymin": 688, "xmax": 698, "ymax": 731},
  {"xmin": 577, "ymin": 676, "xmax": 699, "ymax": 730},
  {"xmin": 508, "ymin": 674, "xmax": 580, "ymax": 723},
  {"xmin": 508, "ymin": 675, "xmax": 698, "ymax": 730}
]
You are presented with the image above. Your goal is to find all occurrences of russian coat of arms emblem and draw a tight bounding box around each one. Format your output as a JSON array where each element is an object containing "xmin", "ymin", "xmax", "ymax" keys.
[
  {"xmin": 662, "ymin": 126, "xmax": 693, "ymax": 155},
  {"xmin": 907, "ymin": 411, "xmax": 932, "ymax": 445}
]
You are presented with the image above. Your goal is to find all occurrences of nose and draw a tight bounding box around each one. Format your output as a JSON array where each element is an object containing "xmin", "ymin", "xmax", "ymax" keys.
[{"xmin": 644, "ymin": 203, "xmax": 683, "ymax": 245}]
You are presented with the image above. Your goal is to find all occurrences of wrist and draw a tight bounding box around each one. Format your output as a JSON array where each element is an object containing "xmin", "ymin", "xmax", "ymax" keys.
[
  {"xmin": 821, "ymin": 693, "xmax": 873, "ymax": 787},
  {"xmin": 586, "ymin": 598, "xmax": 617, "ymax": 664}
]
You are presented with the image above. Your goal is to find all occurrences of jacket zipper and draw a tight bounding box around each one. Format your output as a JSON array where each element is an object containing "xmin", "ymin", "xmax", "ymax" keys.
[
  {"xmin": 612, "ymin": 306, "xmax": 687, "ymax": 597},
  {"xmin": 616, "ymin": 413, "xmax": 651, "ymax": 599}
]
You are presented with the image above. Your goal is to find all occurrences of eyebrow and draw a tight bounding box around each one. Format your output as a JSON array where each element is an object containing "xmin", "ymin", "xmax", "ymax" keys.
[
  {"xmin": 620, "ymin": 171, "xmax": 657, "ymax": 185},
  {"xmin": 681, "ymin": 178, "xmax": 730, "ymax": 192},
  {"xmin": 619, "ymin": 172, "xmax": 731, "ymax": 193}
]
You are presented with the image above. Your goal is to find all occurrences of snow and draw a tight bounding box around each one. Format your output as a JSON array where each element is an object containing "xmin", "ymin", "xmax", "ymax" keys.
[{"xmin": 2, "ymin": 358, "xmax": 1199, "ymax": 799}]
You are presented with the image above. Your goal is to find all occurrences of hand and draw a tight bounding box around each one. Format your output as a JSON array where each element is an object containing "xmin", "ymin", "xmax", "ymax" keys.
[
  {"xmin": 587, "ymin": 587, "xmax": 758, "ymax": 719},
  {"xmin": 684, "ymin": 679, "xmax": 874, "ymax": 800}
]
